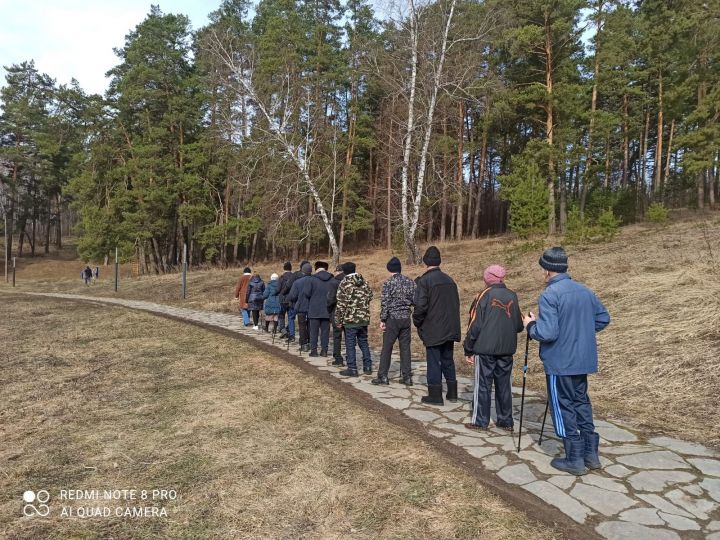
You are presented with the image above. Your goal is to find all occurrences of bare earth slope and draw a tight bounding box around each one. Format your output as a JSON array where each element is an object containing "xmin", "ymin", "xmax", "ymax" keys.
[{"xmin": 10, "ymin": 211, "xmax": 720, "ymax": 447}]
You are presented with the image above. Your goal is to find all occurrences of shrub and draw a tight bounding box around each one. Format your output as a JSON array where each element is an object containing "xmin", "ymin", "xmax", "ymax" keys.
[
  {"xmin": 647, "ymin": 202, "xmax": 669, "ymax": 224},
  {"xmin": 564, "ymin": 207, "xmax": 620, "ymax": 246},
  {"xmin": 596, "ymin": 207, "xmax": 621, "ymax": 241},
  {"xmin": 499, "ymin": 159, "xmax": 550, "ymax": 239}
]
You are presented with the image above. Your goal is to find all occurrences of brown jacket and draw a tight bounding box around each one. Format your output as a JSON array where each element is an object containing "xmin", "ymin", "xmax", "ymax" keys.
[{"xmin": 234, "ymin": 273, "xmax": 252, "ymax": 309}]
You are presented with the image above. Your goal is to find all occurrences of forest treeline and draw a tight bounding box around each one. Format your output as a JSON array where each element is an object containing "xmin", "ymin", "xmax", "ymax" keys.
[{"xmin": 0, "ymin": 0, "xmax": 718, "ymax": 270}]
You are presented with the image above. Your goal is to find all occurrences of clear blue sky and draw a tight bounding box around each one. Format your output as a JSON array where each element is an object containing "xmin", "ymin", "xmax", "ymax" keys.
[{"xmin": 0, "ymin": 0, "xmax": 222, "ymax": 95}]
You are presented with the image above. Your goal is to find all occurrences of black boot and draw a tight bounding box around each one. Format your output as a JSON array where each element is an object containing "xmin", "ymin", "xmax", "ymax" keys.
[
  {"xmin": 320, "ymin": 350, "xmax": 329, "ymax": 357},
  {"xmin": 371, "ymin": 375, "xmax": 390, "ymax": 385},
  {"xmin": 331, "ymin": 357, "xmax": 344, "ymax": 366},
  {"xmin": 551, "ymin": 437, "xmax": 588, "ymax": 476},
  {"xmin": 339, "ymin": 367, "xmax": 359, "ymax": 377},
  {"xmin": 400, "ymin": 375, "xmax": 413, "ymax": 386},
  {"xmin": 583, "ymin": 432, "xmax": 601, "ymax": 470},
  {"xmin": 421, "ymin": 384, "xmax": 444, "ymax": 406},
  {"xmin": 446, "ymin": 381, "xmax": 458, "ymax": 403}
]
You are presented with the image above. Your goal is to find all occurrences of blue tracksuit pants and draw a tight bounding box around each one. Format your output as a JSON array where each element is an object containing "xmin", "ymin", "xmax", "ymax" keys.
[{"xmin": 546, "ymin": 374, "xmax": 595, "ymax": 441}]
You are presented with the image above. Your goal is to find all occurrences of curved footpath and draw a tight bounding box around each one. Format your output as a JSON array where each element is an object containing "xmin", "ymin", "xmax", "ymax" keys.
[{"xmin": 23, "ymin": 292, "xmax": 720, "ymax": 540}]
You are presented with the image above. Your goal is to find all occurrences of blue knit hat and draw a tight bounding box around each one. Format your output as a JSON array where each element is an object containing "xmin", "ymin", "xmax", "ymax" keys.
[{"xmin": 539, "ymin": 247, "xmax": 568, "ymax": 273}]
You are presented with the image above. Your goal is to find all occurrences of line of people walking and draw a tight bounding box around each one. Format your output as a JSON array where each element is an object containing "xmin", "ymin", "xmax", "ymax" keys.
[{"xmin": 233, "ymin": 245, "xmax": 610, "ymax": 476}]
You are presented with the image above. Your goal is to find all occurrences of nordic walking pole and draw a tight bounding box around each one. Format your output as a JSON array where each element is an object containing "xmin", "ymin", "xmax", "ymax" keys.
[
  {"xmin": 538, "ymin": 400, "xmax": 550, "ymax": 445},
  {"xmin": 517, "ymin": 332, "xmax": 531, "ymax": 452}
]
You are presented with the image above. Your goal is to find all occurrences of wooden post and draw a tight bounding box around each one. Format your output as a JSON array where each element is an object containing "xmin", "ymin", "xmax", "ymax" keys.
[
  {"xmin": 114, "ymin": 247, "xmax": 119, "ymax": 292},
  {"xmin": 182, "ymin": 244, "xmax": 187, "ymax": 300}
]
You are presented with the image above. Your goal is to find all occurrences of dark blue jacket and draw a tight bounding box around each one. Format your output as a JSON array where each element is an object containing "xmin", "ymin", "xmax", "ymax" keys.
[
  {"xmin": 246, "ymin": 276, "xmax": 266, "ymax": 311},
  {"xmin": 287, "ymin": 274, "xmax": 311, "ymax": 314},
  {"xmin": 303, "ymin": 270, "xmax": 334, "ymax": 319},
  {"xmin": 527, "ymin": 274, "xmax": 610, "ymax": 376},
  {"xmin": 263, "ymin": 280, "xmax": 281, "ymax": 315}
]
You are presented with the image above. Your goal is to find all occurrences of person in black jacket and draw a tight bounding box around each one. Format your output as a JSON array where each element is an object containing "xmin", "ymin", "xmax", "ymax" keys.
[
  {"xmin": 277, "ymin": 262, "xmax": 293, "ymax": 335},
  {"xmin": 280, "ymin": 260, "xmax": 308, "ymax": 343},
  {"xmin": 326, "ymin": 264, "xmax": 346, "ymax": 366},
  {"xmin": 413, "ymin": 246, "xmax": 461, "ymax": 405},
  {"xmin": 463, "ymin": 265, "xmax": 524, "ymax": 431},
  {"xmin": 303, "ymin": 261, "xmax": 334, "ymax": 356},
  {"xmin": 286, "ymin": 262, "xmax": 312, "ymax": 351}
]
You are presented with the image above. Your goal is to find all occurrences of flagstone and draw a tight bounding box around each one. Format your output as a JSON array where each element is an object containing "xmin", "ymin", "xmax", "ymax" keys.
[
  {"xmin": 498, "ymin": 463, "xmax": 536, "ymax": 485},
  {"xmin": 595, "ymin": 521, "xmax": 680, "ymax": 540},
  {"xmin": 616, "ymin": 451, "xmax": 689, "ymax": 470},
  {"xmin": 617, "ymin": 508, "xmax": 664, "ymax": 526},
  {"xmin": 571, "ymin": 484, "xmax": 636, "ymax": 516},
  {"xmin": 523, "ymin": 481, "xmax": 592, "ymax": 524},
  {"xmin": 626, "ymin": 470, "xmax": 696, "ymax": 492},
  {"xmin": 664, "ymin": 489, "xmax": 717, "ymax": 520},
  {"xmin": 687, "ymin": 457, "xmax": 720, "ymax": 477},
  {"xmin": 648, "ymin": 437, "xmax": 718, "ymax": 458}
]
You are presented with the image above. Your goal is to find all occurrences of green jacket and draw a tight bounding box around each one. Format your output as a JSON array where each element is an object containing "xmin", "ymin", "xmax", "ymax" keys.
[{"xmin": 335, "ymin": 273, "xmax": 373, "ymax": 326}]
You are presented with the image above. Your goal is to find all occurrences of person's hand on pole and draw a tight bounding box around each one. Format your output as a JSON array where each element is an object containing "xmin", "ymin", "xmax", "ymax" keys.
[
  {"xmin": 380, "ymin": 322, "xmax": 386, "ymax": 332},
  {"xmin": 464, "ymin": 355, "xmax": 475, "ymax": 365},
  {"xmin": 522, "ymin": 311, "xmax": 536, "ymax": 328}
]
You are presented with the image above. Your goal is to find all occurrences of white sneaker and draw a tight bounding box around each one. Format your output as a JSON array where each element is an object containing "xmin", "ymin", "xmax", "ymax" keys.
[{"xmin": 253, "ymin": 325, "xmax": 259, "ymax": 330}]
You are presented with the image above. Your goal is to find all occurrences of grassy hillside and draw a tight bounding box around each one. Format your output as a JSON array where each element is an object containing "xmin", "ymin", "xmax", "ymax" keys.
[{"xmin": 8, "ymin": 210, "xmax": 720, "ymax": 447}]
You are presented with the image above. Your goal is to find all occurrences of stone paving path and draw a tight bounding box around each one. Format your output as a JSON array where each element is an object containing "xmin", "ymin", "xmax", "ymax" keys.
[{"xmin": 28, "ymin": 292, "xmax": 720, "ymax": 539}]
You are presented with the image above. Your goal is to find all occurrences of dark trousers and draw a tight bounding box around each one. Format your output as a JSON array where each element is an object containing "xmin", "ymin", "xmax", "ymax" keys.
[
  {"xmin": 251, "ymin": 310, "xmax": 260, "ymax": 326},
  {"xmin": 426, "ymin": 341, "xmax": 456, "ymax": 386},
  {"xmin": 332, "ymin": 320, "xmax": 344, "ymax": 360},
  {"xmin": 546, "ymin": 374, "xmax": 595, "ymax": 441},
  {"xmin": 378, "ymin": 318, "xmax": 412, "ymax": 378},
  {"xmin": 471, "ymin": 354, "xmax": 514, "ymax": 428},
  {"xmin": 309, "ymin": 318, "xmax": 330, "ymax": 352},
  {"xmin": 297, "ymin": 313, "xmax": 309, "ymax": 345},
  {"xmin": 286, "ymin": 307, "xmax": 296, "ymax": 338},
  {"xmin": 345, "ymin": 326, "xmax": 372, "ymax": 370},
  {"xmin": 277, "ymin": 307, "xmax": 287, "ymax": 332}
]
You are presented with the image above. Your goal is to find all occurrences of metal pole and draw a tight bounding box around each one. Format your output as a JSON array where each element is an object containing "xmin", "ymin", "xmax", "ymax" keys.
[
  {"xmin": 538, "ymin": 401, "xmax": 550, "ymax": 445},
  {"xmin": 517, "ymin": 333, "xmax": 531, "ymax": 452},
  {"xmin": 182, "ymin": 244, "xmax": 187, "ymax": 300},
  {"xmin": 12, "ymin": 256, "xmax": 16, "ymax": 287},
  {"xmin": 114, "ymin": 247, "xmax": 119, "ymax": 292}
]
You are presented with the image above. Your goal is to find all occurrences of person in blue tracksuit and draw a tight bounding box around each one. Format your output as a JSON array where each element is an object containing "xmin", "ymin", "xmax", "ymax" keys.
[{"xmin": 524, "ymin": 247, "xmax": 610, "ymax": 476}]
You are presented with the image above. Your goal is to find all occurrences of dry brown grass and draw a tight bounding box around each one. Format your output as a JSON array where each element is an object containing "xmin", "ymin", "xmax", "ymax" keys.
[
  {"xmin": 0, "ymin": 295, "xmax": 557, "ymax": 539},
  {"xmin": 10, "ymin": 210, "xmax": 720, "ymax": 447}
]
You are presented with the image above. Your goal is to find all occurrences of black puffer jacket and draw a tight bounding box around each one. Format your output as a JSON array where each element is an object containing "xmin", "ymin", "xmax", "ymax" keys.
[
  {"xmin": 303, "ymin": 270, "xmax": 334, "ymax": 319},
  {"xmin": 412, "ymin": 267, "xmax": 461, "ymax": 347},
  {"xmin": 326, "ymin": 272, "xmax": 345, "ymax": 315},
  {"xmin": 277, "ymin": 270, "xmax": 293, "ymax": 305},
  {"xmin": 463, "ymin": 284, "xmax": 524, "ymax": 356}
]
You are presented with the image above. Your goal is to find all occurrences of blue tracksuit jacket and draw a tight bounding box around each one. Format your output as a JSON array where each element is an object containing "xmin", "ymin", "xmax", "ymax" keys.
[{"xmin": 527, "ymin": 274, "xmax": 610, "ymax": 375}]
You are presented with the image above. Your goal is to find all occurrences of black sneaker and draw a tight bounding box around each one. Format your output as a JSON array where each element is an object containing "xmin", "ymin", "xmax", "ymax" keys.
[
  {"xmin": 363, "ymin": 368, "xmax": 373, "ymax": 375},
  {"xmin": 331, "ymin": 358, "xmax": 344, "ymax": 366},
  {"xmin": 287, "ymin": 335, "xmax": 295, "ymax": 343},
  {"xmin": 400, "ymin": 376, "xmax": 414, "ymax": 386},
  {"xmin": 320, "ymin": 350, "xmax": 329, "ymax": 357},
  {"xmin": 309, "ymin": 351, "xmax": 319, "ymax": 357},
  {"xmin": 339, "ymin": 368, "xmax": 359, "ymax": 377},
  {"xmin": 371, "ymin": 375, "xmax": 390, "ymax": 385}
]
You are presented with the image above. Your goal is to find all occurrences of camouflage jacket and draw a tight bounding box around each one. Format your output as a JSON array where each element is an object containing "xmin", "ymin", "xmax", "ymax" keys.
[{"xmin": 335, "ymin": 273, "xmax": 373, "ymax": 326}]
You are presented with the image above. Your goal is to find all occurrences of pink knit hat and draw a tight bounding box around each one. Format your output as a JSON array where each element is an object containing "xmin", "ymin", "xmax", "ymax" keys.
[{"xmin": 483, "ymin": 264, "xmax": 507, "ymax": 286}]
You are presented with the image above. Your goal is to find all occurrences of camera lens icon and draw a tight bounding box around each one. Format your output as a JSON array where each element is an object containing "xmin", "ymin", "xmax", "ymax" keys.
[{"xmin": 23, "ymin": 490, "xmax": 50, "ymax": 517}]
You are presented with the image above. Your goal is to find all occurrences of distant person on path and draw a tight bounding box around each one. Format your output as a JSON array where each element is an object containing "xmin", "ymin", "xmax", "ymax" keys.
[
  {"xmin": 326, "ymin": 264, "xmax": 346, "ymax": 366},
  {"xmin": 82, "ymin": 266, "xmax": 92, "ymax": 285},
  {"xmin": 463, "ymin": 265, "xmax": 524, "ymax": 432},
  {"xmin": 303, "ymin": 261, "xmax": 333, "ymax": 357},
  {"xmin": 234, "ymin": 267, "xmax": 253, "ymax": 326},
  {"xmin": 246, "ymin": 273, "xmax": 266, "ymax": 330},
  {"xmin": 524, "ymin": 247, "xmax": 610, "ymax": 476},
  {"xmin": 372, "ymin": 257, "xmax": 415, "ymax": 386},
  {"xmin": 276, "ymin": 262, "xmax": 293, "ymax": 335},
  {"xmin": 280, "ymin": 260, "xmax": 308, "ymax": 343},
  {"xmin": 93, "ymin": 266, "xmax": 100, "ymax": 282},
  {"xmin": 413, "ymin": 246, "xmax": 461, "ymax": 406},
  {"xmin": 334, "ymin": 262, "xmax": 373, "ymax": 377},
  {"xmin": 263, "ymin": 273, "xmax": 282, "ymax": 334},
  {"xmin": 287, "ymin": 262, "xmax": 312, "ymax": 351}
]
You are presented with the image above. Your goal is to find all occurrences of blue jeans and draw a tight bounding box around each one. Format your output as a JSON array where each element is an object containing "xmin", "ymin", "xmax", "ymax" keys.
[
  {"xmin": 426, "ymin": 341, "xmax": 456, "ymax": 385},
  {"xmin": 241, "ymin": 309, "xmax": 251, "ymax": 326},
  {"xmin": 286, "ymin": 307, "xmax": 296, "ymax": 338},
  {"xmin": 345, "ymin": 326, "xmax": 371, "ymax": 370}
]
